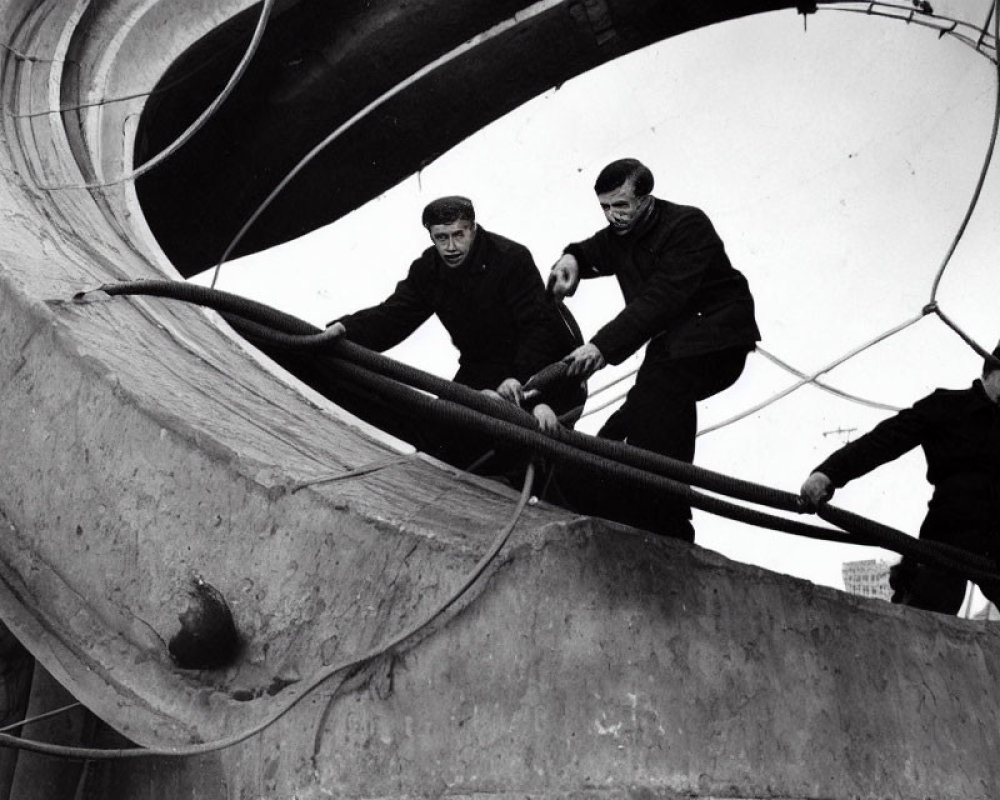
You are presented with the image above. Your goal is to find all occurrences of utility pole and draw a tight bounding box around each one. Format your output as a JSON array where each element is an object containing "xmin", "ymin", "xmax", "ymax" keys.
[{"xmin": 822, "ymin": 427, "xmax": 857, "ymax": 443}]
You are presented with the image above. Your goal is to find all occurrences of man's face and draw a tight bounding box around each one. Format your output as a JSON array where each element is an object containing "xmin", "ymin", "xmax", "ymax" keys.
[
  {"xmin": 598, "ymin": 180, "xmax": 644, "ymax": 235},
  {"xmin": 428, "ymin": 219, "xmax": 476, "ymax": 268}
]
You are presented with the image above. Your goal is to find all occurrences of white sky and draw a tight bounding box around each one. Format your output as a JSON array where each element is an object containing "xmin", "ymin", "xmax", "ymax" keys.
[{"xmin": 196, "ymin": 5, "xmax": 1000, "ymax": 604}]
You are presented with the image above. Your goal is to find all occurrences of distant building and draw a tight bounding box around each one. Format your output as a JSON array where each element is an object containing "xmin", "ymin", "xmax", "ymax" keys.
[{"xmin": 842, "ymin": 559, "xmax": 893, "ymax": 602}]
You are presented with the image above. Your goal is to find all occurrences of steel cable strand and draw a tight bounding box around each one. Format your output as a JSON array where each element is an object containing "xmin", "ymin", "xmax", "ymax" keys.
[
  {"xmin": 585, "ymin": 365, "xmax": 638, "ymax": 400},
  {"xmin": 524, "ymin": 320, "xmax": 924, "ymax": 431},
  {"xmin": 698, "ymin": 313, "xmax": 927, "ymax": 436},
  {"xmin": 312, "ymin": 356, "xmax": 1000, "ymax": 583},
  {"xmin": 86, "ymin": 280, "xmax": 1000, "ymax": 579},
  {"xmin": 925, "ymin": 0, "xmax": 1000, "ymax": 364},
  {"xmin": 536, "ymin": 349, "xmax": 906, "ymax": 424},
  {"xmin": 0, "ymin": 703, "xmax": 82, "ymax": 734},
  {"xmin": 820, "ymin": 2, "xmax": 1000, "ymax": 372},
  {"xmin": 754, "ymin": 347, "xmax": 901, "ymax": 412},
  {"xmin": 0, "ymin": 461, "xmax": 537, "ymax": 760},
  {"xmin": 576, "ymin": 388, "xmax": 625, "ymax": 422},
  {"xmin": 926, "ymin": 302, "xmax": 1000, "ymax": 368},
  {"xmin": 39, "ymin": 0, "xmax": 276, "ymax": 191}
]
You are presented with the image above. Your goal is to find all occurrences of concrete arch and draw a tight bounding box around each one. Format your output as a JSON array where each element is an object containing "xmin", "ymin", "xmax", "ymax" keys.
[{"xmin": 1, "ymin": 2, "xmax": 999, "ymax": 798}]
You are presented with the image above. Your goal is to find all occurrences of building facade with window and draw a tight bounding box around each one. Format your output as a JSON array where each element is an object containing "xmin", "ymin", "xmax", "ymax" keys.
[{"xmin": 842, "ymin": 558, "xmax": 893, "ymax": 602}]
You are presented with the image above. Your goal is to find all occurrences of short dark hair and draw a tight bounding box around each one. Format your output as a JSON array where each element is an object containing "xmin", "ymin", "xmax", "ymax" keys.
[
  {"xmin": 594, "ymin": 158, "xmax": 654, "ymax": 196},
  {"xmin": 984, "ymin": 342, "xmax": 1000, "ymax": 376},
  {"xmin": 422, "ymin": 196, "xmax": 475, "ymax": 228}
]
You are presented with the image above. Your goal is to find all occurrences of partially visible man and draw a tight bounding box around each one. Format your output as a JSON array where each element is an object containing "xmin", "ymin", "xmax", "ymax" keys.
[
  {"xmin": 547, "ymin": 158, "xmax": 760, "ymax": 540},
  {"xmin": 326, "ymin": 195, "xmax": 584, "ymax": 467},
  {"xmin": 800, "ymin": 345, "xmax": 1000, "ymax": 615}
]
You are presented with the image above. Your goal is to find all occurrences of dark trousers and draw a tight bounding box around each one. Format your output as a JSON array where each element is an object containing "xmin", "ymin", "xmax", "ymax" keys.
[
  {"xmin": 890, "ymin": 518, "xmax": 1000, "ymax": 615},
  {"xmin": 560, "ymin": 347, "xmax": 749, "ymax": 541}
]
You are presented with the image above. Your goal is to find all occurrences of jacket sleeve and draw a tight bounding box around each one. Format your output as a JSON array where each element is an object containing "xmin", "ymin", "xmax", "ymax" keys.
[
  {"xmin": 334, "ymin": 260, "xmax": 433, "ymax": 352},
  {"xmin": 590, "ymin": 210, "xmax": 716, "ymax": 365},
  {"xmin": 814, "ymin": 395, "xmax": 939, "ymax": 488},
  {"xmin": 564, "ymin": 233, "xmax": 615, "ymax": 279},
  {"xmin": 504, "ymin": 248, "xmax": 567, "ymax": 381}
]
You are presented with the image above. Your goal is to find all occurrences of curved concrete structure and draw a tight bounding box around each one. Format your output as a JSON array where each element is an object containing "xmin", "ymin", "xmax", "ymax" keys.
[{"xmin": 1, "ymin": 1, "xmax": 999, "ymax": 798}]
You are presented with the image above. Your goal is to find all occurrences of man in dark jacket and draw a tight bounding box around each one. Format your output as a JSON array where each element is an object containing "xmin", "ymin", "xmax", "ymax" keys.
[
  {"xmin": 547, "ymin": 158, "xmax": 760, "ymax": 540},
  {"xmin": 800, "ymin": 346, "xmax": 1000, "ymax": 615},
  {"xmin": 326, "ymin": 195, "xmax": 584, "ymax": 468}
]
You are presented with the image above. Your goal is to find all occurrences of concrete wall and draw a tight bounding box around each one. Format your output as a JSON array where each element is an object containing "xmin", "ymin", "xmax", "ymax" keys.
[{"xmin": 0, "ymin": 1, "xmax": 999, "ymax": 798}]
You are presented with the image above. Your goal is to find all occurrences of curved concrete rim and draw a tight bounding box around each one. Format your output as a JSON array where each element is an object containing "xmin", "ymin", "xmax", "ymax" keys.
[{"xmin": 1, "ymin": 2, "xmax": 999, "ymax": 798}]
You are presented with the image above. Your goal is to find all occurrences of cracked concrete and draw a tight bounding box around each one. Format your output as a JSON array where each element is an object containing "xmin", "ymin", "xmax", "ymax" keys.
[{"xmin": 1, "ymin": 1, "xmax": 999, "ymax": 798}]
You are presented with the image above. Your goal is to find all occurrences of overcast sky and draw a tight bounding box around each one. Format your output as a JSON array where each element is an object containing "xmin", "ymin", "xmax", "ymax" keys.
[{"xmin": 198, "ymin": 4, "xmax": 1000, "ymax": 604}]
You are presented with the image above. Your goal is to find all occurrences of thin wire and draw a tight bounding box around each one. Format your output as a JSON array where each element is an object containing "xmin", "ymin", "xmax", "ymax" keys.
[
  {"xmin": 0, "ymin": 463, "xmax": 537, "ymax": 760},
  {"xmin": 929, "ymin": 0, "xmax": 1000, "ymax": 300},
  {"xmin": 15, "ymin": 88, "xmax": 156, "ymax": 120},
  {"xmin": 290, "ymin": 454, "xmax": 415, "ymax": 493},
  {"xmin": 700, "ymin": 1, "xmax": 1000, "ymax": 431},
  {"xmin": 980, "ymin": 1, "xmax": 997, "ymax": 49},
  {"xmin": 928, "ymin": 302, "xmax": 1000, "ymax": 366},
  {"xmin": 0, "ymin": 702, "xmax": 82, "ymax": 733},
  {"xmin": 579, "ymin": 345, "xmax": 904, "ymax": 430},
  {"xmin": 755, "ymin": 346, "xmax": 901, "ymax": 412},
  {"xmin": 819, "ymin": 2, "xmax": 998, "ymax": 59},
  {"xmin": 580, "ymin": 387, "xmax": 627, "ymax": 421},
  {"xmin": 826, "ymin": 10, "xmax": 994, "ymax": 59},
  {"xmin": 10, "ymin": 29, "xmax": 252, "ymax": 120},
  {"xmin": 0, "ymin": 41, "xmax": 77, "ymax": 64},
  {"xmin": 698, "ymin": 313, "xmax": 926, "ymax": 436},
  {"xmin": 557, "ymin": 366, "xmax": 638, "ymax": 421},
  {"xmin": 209, "ymin": 0, "xmax": 566, "ymax": 287},
  {"xmin": 37, "ymin": 0, "xmax": 275, "ymax": 191},
  {"xmin": 576, "ymin": 341, "xmax": 907, "ymax": 423},
  {"xmin": 588, "ymin": 366, "xmax": 638, "ymax": 399}
]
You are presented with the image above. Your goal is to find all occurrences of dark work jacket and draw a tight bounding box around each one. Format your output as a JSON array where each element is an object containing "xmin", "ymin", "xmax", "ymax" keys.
[
  {"xmin": 815, "ymin": 381, "xmax": 1000, "ymax": 543},
  {"xmin": 564, "ymin": 198, "xmax": 761, "ymax": 365},
  {"xmin": 335, "ymin": 227, "xmax": 584, "ymax": 410}
]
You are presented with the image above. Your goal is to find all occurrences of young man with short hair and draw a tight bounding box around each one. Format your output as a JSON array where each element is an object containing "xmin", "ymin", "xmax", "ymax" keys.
[
  {"xmin": 328, "ymin": 195, "xmax": 584, "ymax": 466},
  {"xmin": 800, "ymin": 345, "xmax": 1000, "ymax": 615},
  {"xmin": 547, "ymin": 159, "xmax": 761, "ymax": 540}
]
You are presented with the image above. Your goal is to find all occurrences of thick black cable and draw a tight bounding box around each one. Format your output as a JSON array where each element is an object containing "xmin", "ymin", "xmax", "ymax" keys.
[
  {"xmin": 88, "ymin": 281, "xmax": 799, "ymax": 512},
  {"xmin": 84, "ymin": 280, "xmax": 1000, "ymax": 582},
  {"xmin": 314, "ymin": 351, "xmax": 1000, "ymax": 584},
  {"xmin": 214, "ymin": 300, "xmax": 999, "ymax": 579}
]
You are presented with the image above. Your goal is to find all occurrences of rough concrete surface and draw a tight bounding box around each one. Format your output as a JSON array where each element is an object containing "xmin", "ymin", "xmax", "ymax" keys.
[{"xmin": 0, "ymin": 1, "xmax": 998, "ymax": 799}]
